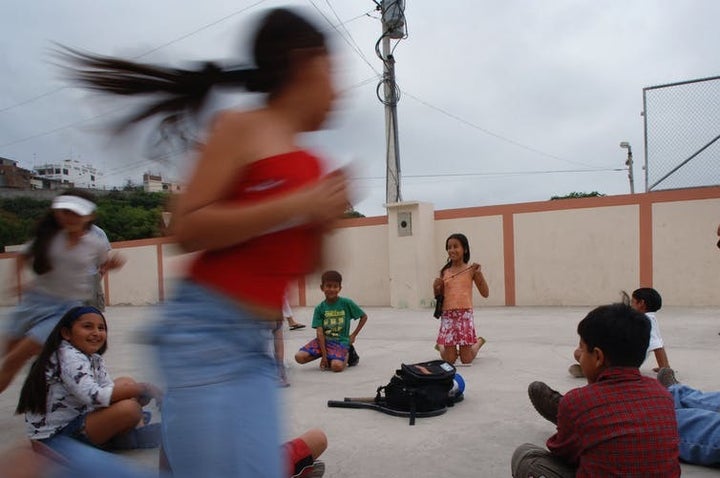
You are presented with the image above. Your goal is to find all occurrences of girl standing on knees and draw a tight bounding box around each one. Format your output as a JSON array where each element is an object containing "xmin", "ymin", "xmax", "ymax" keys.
[
  {"xmin": 60, "ymin": 8, "xmax": 349, "ymax": 478},
  {"xmin": 0, "ymin": 190, "xmax": 124, "ymax": 394},
  {"xmin": 15, "ymin": 306, "xmax": 162, "ymax": 451},
  {"xmin": 434, "ymin": 233, "xmax": 489, "ymax": 365}
]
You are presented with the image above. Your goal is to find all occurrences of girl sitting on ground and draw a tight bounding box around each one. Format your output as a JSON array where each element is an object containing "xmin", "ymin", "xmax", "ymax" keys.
[{"xmin": 15, "ymin": 306, "xmax": 162, "ymax": 451}]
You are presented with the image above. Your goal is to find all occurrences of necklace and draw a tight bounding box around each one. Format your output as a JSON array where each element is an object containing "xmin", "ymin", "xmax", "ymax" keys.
[{"xmin": 444, "ymin": 265, "xmax": 473, "ymax": 282}]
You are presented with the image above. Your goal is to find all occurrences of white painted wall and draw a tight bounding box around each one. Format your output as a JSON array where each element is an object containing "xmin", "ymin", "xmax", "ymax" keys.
[
  {"xmin": 514, "ymin": 206, "xmax": 639, "ymax": 306},
  {"xmin": 2, "ymin": 189, "xmax": 719, "ymax": 308},
  {"xmin": 653, "ymin": 198, "xmax": 720, "ymax": 306}
]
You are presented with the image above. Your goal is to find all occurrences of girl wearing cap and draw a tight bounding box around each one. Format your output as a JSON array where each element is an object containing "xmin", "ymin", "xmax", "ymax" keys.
[{"xmin": 0, "ymin": 189, "xmax": 124, "ymax": 394}]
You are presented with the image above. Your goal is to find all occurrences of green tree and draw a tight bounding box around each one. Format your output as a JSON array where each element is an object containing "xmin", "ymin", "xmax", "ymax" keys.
[
  {"xmin": 550, "ymin": 191, "xmax": 605, "ymax": 200},
  {"xmin": 0, "ymin": 191, "xmax": 170, "ymax": 250},
  {"xmin": 0, "ymin": 197, "xmax": 50, "ymax": 251}
]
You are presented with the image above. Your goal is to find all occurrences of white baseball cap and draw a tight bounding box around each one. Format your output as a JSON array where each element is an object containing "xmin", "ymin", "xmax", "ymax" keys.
[{"xmin": 51, "ymin": 195, "xmax": 97, "ymax": 216}]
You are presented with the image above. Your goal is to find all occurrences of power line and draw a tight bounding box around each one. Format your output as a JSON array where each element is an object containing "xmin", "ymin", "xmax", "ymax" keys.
[
  {"xmin": 0, "ymin": 0, "xmax": 271, "ymax": 115},
  {"xmin": 0, "ymin": 6, "xmax": 378, "ymax": 150},
  {"xmin": 401, "ymin": 90, "xmax": 604, "ymax": 170},
  {"xmin": 349, "ymin": 167, "xmax": 624, "ymax": 182},
  {"xmin": 308, "ymin": 0, "xmax": 379, "ymax": 76},
  {"xmin": 0, "ymin": 105, "xmax": 134, "ymax": 149},
  {"xmin": 0, "ymin": 74, "xmax": 379, "ymax": 151},
  {"xmin": 134, "ymin": 0, "xmax": 269, "ymax": 60},
  {"xmin": 0, "ymin": 87, "xmax": 68, "ymax": 115},
  {"xmin": 306, "ymin": 3, "xmax": 599, "ymax": 173}
]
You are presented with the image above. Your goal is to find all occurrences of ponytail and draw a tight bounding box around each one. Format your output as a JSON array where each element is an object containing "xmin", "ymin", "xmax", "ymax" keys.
[
  {"xmin": 58, "ymin": 46, "xmax": 256, "ymax": 131},
  {"xmin": 58, "ymin": 8, "xmax": 327, "ymax": 139}
]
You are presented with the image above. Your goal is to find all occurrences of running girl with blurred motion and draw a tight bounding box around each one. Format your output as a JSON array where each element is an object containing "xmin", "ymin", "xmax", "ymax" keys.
[
  {"xmin": 60, "ymin": 7, "xmax": 348, "ymax": 478},
  {"xmin": 0, "ymin": 190, "xmax": 124, "ymax": 394},
  {"xmin": 433, "ymin": 233, "xmax": 489, "ymax": 365}
]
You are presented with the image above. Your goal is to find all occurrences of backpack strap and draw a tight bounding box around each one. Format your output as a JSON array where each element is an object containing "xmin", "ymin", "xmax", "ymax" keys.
[{"xmin": 408, "ymin": 390, "xmax": 416, "ymax": 426}]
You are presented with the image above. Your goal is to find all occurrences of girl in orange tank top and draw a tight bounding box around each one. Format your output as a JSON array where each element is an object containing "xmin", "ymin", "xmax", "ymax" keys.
[{"xmin": 433, "ymin": 233, "xmax": 489, "ymax": 365}]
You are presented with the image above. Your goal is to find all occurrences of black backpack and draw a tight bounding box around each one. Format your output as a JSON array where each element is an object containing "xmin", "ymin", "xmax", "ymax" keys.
[
  {"xmin": 379, "ymin": 360, "xmax": 457, "ymax": 423},
  {"xmin": 328, "ymin": 360, "xmax": 461, "ymax": 425}
]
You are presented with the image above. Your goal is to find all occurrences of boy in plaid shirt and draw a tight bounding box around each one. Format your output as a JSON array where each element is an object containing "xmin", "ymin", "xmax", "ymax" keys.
[{"xmin": 512, "ymin": 303, "xmax": 680, "ymax": 477}]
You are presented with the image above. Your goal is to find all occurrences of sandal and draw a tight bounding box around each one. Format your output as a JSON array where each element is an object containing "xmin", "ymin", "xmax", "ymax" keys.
[{"xmin": 289, "ymin": 324, "xmax": 306, "ymax": 330}]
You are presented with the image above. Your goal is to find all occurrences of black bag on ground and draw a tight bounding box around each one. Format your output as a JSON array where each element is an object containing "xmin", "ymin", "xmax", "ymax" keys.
[
  {"xmin": 380, "ymin": 360, "xmax": 457, "ymax": 417},
  {"xmin": 328, "ymin": 359, "xmax": 459, "ymax": 425}
]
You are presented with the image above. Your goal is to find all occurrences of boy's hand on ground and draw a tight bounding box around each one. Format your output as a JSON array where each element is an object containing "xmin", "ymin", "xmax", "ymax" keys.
[{"xmin": 319, "ymin": 357, "xmax": 329, "ymax": 370}]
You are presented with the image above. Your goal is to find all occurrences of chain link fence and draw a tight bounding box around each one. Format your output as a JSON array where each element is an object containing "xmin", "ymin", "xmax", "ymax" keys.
[{"xmin": 643, "ymin": 76, "xmax": 720, "ymax": 191}]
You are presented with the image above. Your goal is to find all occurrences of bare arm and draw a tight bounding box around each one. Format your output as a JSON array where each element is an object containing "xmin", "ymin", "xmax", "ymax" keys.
[
  {"xmin": 350, "ymin": 315, "xmax": 368, "ymax": 344},
  {"xmin": 171, "ymin": 112, "xmax": 349, "ymax": 252},
  {"xmin": 99, "ymin": 253, "xmax": 126, "ymax": 276},
  {"xmin": 471, "ymin": 263, "xmax": 489, "ymax": 298},
  {"xmin": 653, "ymin": 347, "xmax": 670, "ymax": 369},
  {"xmin": 111, "ymin": 377, "xmax": 162, "ymax": 406},
  {"xmin": 316, "ymin": 327, "xmax": 329, "ymax": 369},
  {"xmin": 7, "ymin": 253, "xmax": 26, "ymax": 297}
]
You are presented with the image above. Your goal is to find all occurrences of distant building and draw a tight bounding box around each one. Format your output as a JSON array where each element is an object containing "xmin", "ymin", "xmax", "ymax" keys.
[
  {"xmin": 0, "ymin": 157, "xmax": 34, "ymax": 189},
  {"xmin": 34, "ymin": 159, "xmax": 103, "ymax": 189},
  {"xmin": 143, "ymin": 172, "xmax": 183, "ymax": 194}
]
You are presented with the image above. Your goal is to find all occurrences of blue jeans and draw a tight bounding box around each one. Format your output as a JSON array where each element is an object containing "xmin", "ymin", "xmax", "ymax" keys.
[
  {"xmin": 150, "ymin": 280, "xmax": 282, "ymax": 478},
  {"xmin": 40, "ymin": 435, "xmax": 157, "ymax": 478},
  {"xmin": 6, "ymin": 289, "xmax": 82, "ymax": 343},
  {"xmin": 669, "ymin": 384, "xmax": 720, "ymax": 466}
]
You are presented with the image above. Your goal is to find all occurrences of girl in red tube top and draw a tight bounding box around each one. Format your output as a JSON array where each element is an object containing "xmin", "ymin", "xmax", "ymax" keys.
[{"xmin": 61, "ymin": 8, "xmax": 349, "ymax": 478}]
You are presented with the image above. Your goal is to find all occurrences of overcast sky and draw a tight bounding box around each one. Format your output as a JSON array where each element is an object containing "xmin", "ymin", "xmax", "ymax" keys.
[{"xmin": 1, "ymin": 0, "xmax": 719, "ymax": 216}]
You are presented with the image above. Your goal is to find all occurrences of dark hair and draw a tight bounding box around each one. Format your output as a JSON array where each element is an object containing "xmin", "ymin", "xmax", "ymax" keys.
[
  {"xmin": 577, "ymin": 303, "xmax": 650, "ymax": 368},
  {"xmin": 58, "ymin": 8, "xmax": 326, "ymax": 137},
  {"xmin": 29, "ymin": 189, "xmax": 97, "ymax": 275},
  {"xmin": 632, "ymin": 287, "xmax": 662, "ymax": 312},
  {"xmin": 16, "ymin": 306, "xmax": 107, "ymax": 415},
  {"xmin": 321, "ymin": 270, "xmax": 342, "ymax": 285},
  {"xmin": 440, "ymin": 233, "xmax": 471, "ymax": 275}
]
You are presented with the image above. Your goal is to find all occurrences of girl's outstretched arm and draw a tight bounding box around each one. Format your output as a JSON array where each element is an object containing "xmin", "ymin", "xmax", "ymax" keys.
[
  {"xmin": 111, "ymin": 377, "xmax": 162, "ymax": 406},
  {"xmin": 471, "ymin": 263, "xmax": 489, "ymax": 298},
  {"xmin": 99, "ymin": 253, "xmax": 126, "ymax": 276}
]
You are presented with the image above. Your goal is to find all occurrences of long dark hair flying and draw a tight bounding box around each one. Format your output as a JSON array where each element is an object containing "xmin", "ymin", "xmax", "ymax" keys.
[
  {"xmin": 29, "ymin": 188, "xmax": 97, "ymax": 275},
  {"xmin": 57, "ymin": 8, "xmax": 326, "ymax": 139},
  {"xmin": 16, "ymin": 306, "xmax": 108, "ymax": 415}
]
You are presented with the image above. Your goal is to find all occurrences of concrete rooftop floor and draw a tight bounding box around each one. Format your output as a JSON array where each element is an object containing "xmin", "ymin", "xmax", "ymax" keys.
[{"xmin": 1, "ymin": 305, "xmax": 718, "ymax": 477}]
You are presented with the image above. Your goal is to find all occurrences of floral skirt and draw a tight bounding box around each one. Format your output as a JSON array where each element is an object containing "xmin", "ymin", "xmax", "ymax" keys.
[{"xmin": 437, "ymin": 308, "xmax": 477, "ymax": 346}]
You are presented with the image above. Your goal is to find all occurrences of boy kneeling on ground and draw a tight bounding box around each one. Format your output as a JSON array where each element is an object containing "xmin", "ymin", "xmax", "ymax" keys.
[{"xmin": 295, "ymin": 270, "xmax": 367, "ymax": 373}]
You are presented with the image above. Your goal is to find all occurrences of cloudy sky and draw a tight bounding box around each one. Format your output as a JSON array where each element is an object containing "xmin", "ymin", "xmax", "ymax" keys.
[{"xmin": 1, "ymin": 0, "xmax": 719, "ymax": 216}]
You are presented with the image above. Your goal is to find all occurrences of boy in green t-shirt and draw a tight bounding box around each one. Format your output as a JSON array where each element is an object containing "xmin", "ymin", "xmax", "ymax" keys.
[{"xmin": 295, "ymin": 270, "xmax": 368, "ymax": 372}]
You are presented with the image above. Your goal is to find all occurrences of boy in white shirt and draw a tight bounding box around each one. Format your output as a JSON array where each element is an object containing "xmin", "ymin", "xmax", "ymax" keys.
[{"xmin": 568, "ymin": 287, "xmax": 669, "ymax": 377}]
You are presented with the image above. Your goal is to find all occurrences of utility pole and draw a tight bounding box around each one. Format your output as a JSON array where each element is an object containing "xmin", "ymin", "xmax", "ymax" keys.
[
  {"xmin": 620, "ymin": 141, "xmax": 635, "ymax": 194},
  {"xmin": 378, "ymin": 0, "xmax": 406, "ymax": 204}
]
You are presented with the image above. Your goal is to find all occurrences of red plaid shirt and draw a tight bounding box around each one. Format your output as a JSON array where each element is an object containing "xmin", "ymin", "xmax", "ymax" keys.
[{"xmin": 547, "ymin": 367, "xmax": 680, "ymax": 477}]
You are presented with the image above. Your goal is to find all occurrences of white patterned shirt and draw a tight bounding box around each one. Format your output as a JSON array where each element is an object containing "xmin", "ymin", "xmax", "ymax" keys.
[{"xmin": 26, "ymin": 340, "xmax": 114, "ymax": 439}]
